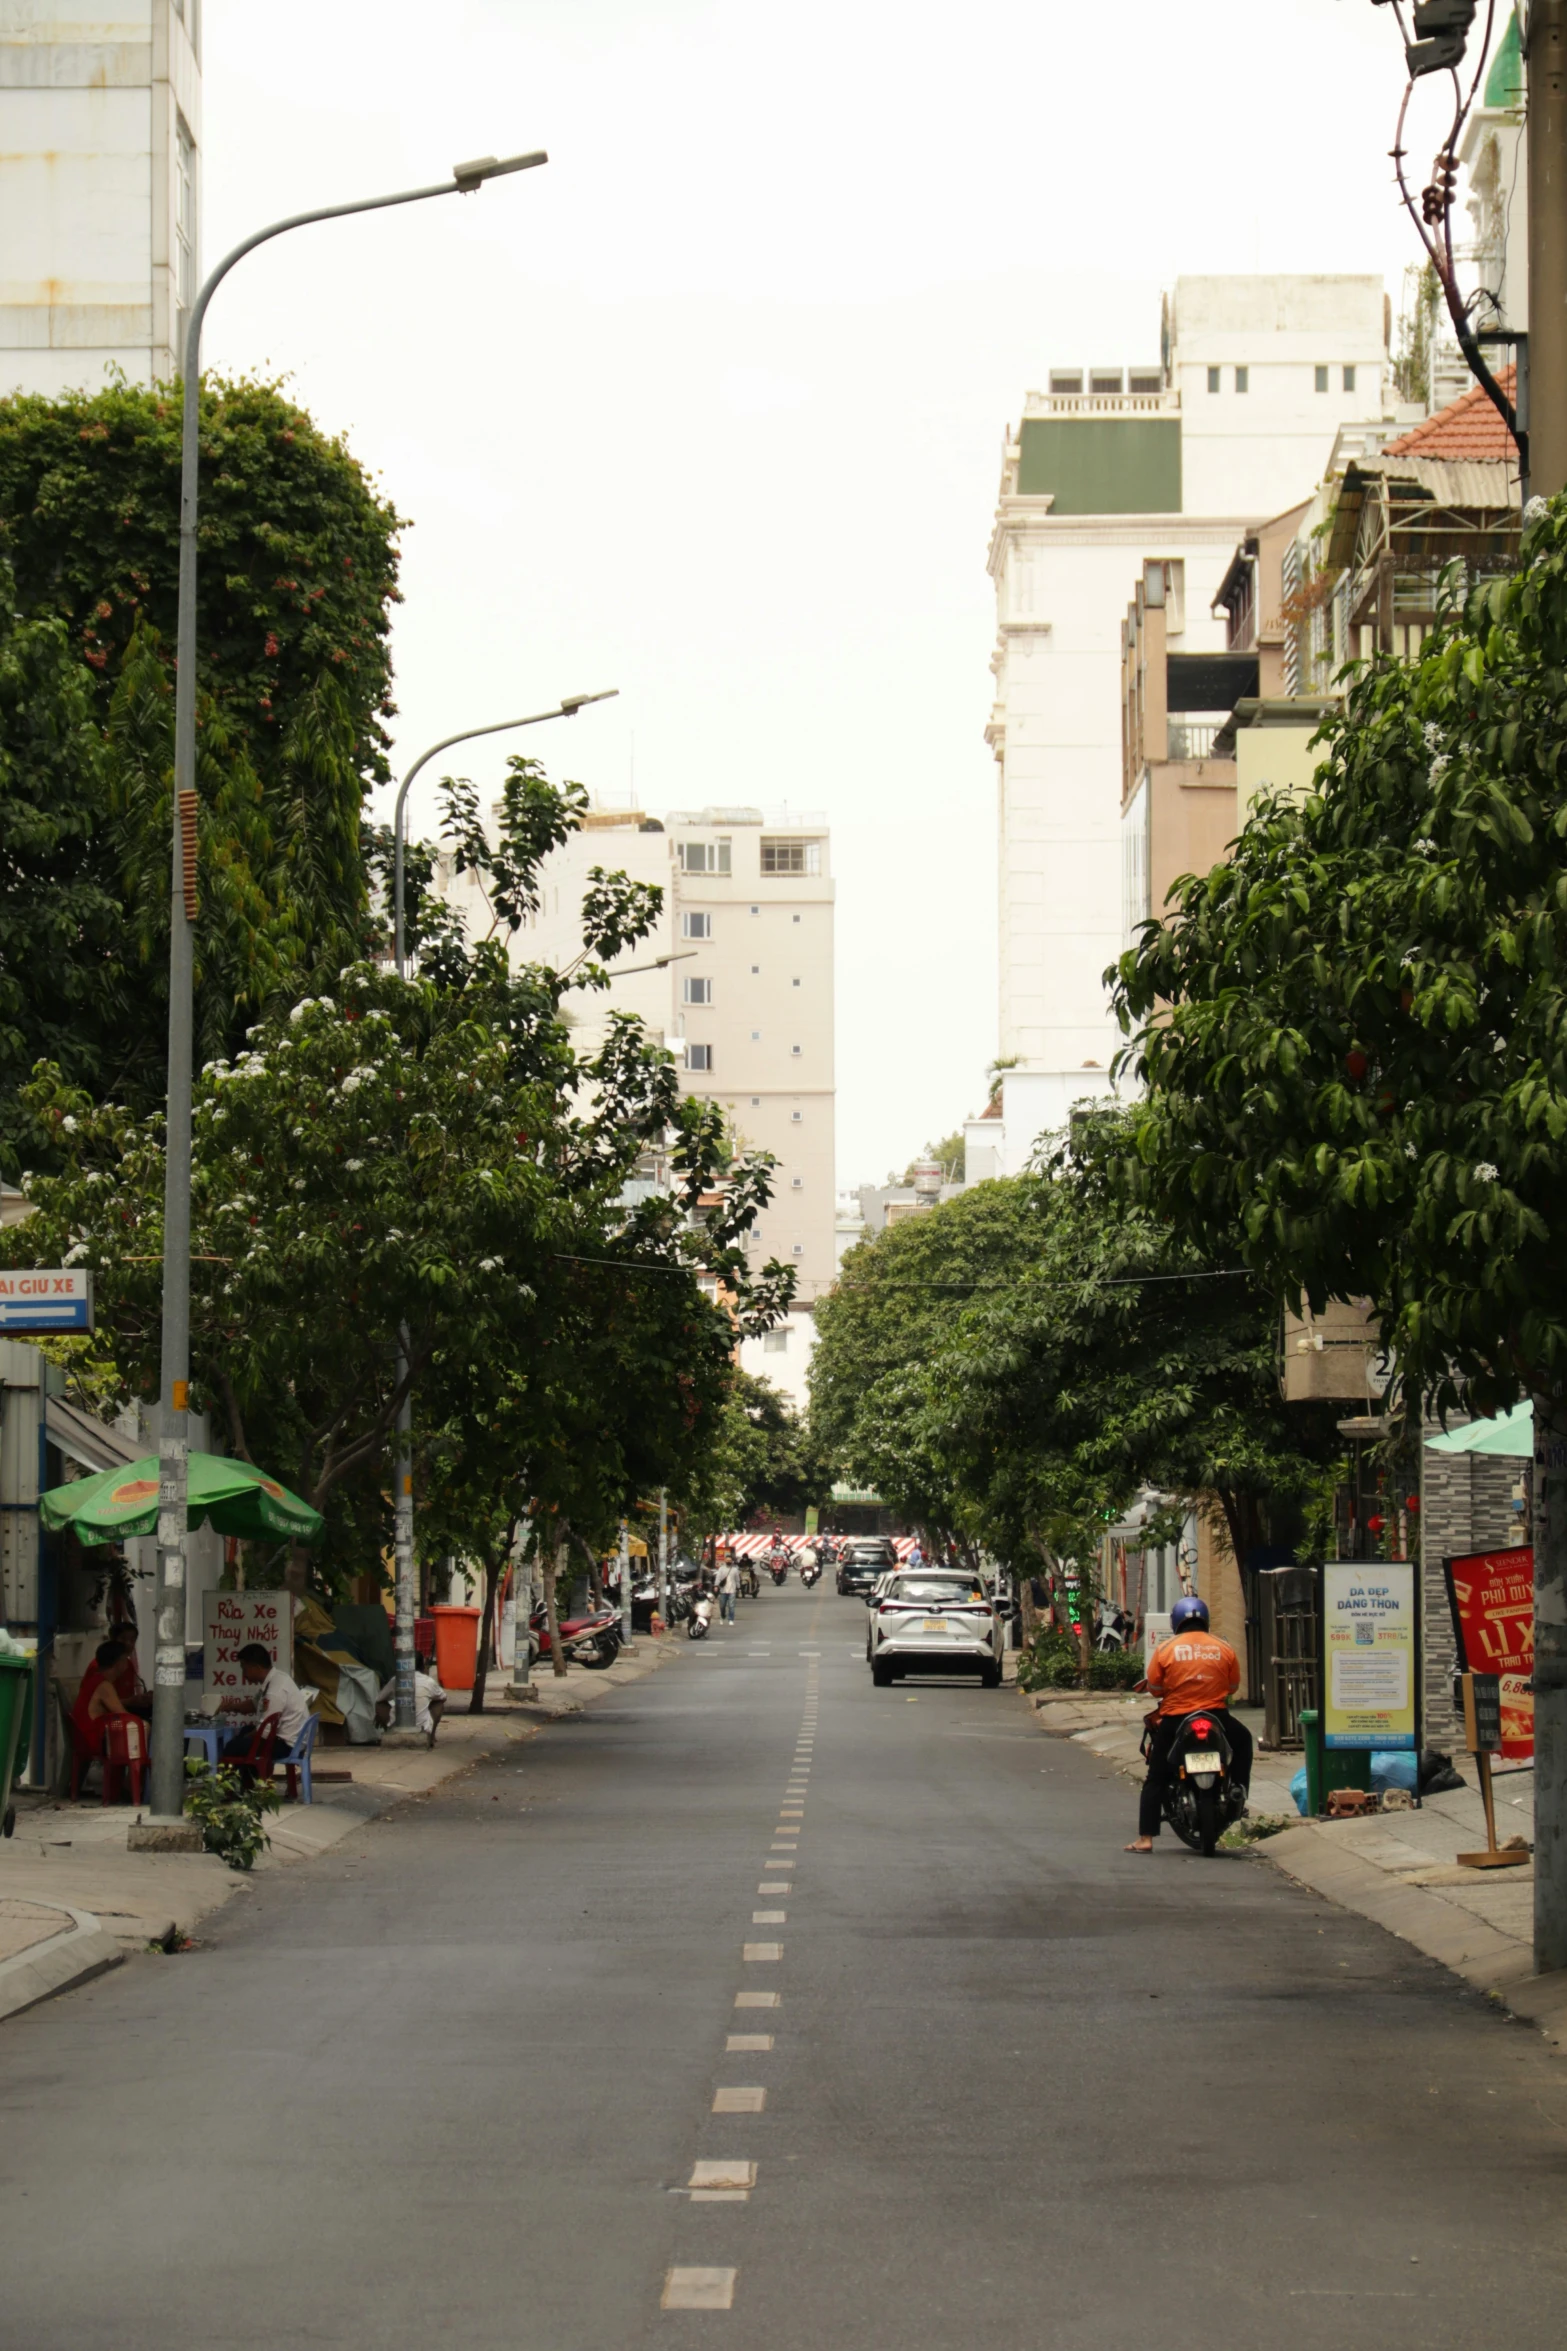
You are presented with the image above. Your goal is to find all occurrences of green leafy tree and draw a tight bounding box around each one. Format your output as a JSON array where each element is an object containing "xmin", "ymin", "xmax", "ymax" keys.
[
  {"xmin": 678, "ymin": 1371, "xmax": 834, "ymax": 1545},
  {"xmin": 1108, "ymin": 501, "xmax": 1567, "ymax": 1963},
  {"xmin": 0, "ymin": 378, "xmax": 403, "ymax": 1171}
]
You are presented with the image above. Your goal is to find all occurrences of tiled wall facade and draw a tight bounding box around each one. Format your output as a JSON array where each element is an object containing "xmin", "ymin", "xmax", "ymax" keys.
[{"xmin": 1420, "ymin": 1425, "xmax": 1523, "ymax": 1749}]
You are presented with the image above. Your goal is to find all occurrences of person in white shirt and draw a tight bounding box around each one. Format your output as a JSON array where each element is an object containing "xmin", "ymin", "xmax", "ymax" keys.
[{"xmin": 229, "ymin": 1642, "xmax": 313, "ymax": 1748}]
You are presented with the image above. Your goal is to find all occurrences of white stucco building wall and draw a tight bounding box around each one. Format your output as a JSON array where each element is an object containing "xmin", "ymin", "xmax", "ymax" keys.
[
  {"xmin": 981, "ymin": 272, "xmax": 1390, "ymax": 1181},
  {"xmin": 0, "ymin": 2, "xmax": 202, "ymax": 398}
]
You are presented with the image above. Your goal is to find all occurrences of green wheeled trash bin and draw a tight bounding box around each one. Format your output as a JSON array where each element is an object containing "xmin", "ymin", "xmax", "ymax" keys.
[{"xmin": 0, "ymin": 1646, "xmax": 35, "ymax": 1840}]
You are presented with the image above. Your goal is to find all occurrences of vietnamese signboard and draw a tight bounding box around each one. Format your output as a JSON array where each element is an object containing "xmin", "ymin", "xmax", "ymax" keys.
[
  {"xmin": 204, "ymin": 1591, "xmax": 292, "ymax": 1700},
  {"xmin": 1445, "ymin": 1546, "xmax": 1533, "ymax": 1762},
  {"xmin": 1322, "ymin": 1561, "xmax": 1418, "ymax": 1751},
  {"xmin": 0, "ymin": 1269, "xmax": 93, "ymax": 1333}
]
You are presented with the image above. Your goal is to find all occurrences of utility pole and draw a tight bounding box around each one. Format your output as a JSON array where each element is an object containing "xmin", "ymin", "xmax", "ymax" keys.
[
  {"xmin": 145, "ymin": 148, "xmax": 548, "ymax": 1823},
  {"xmin": 658, "ymin": 1489, "xmax": 670, "ymax": 1634},
  {"xmin": 1528, "ymin": 0, "xmax": 1567, "ymax": 497},
  {"xmin": 618, "ymin": 1518, "xmax": 633, "ymax": 1653}
]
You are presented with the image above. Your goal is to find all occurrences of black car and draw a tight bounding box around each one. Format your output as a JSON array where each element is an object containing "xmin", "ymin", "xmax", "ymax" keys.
[{"xmin": 837, "ymin": 1538, "xmax": 898, "ymax": 1598}]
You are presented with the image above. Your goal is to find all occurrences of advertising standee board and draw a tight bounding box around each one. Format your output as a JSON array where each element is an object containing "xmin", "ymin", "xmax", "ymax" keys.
[
  {"xmin": 204, "ymin": 1592, "xmax": 292, "ymax": 1700},
  {"xmin": 1321, "ymin": 1561, "xmax": 1419, "ymax": 1751},
  {"xmin": 1444, "ymin": 1546, "xmax": 1533, "ymax": 1762}
]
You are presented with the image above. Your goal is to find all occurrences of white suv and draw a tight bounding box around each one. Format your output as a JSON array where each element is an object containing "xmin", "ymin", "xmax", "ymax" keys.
[{"xmin": 867, "ymin": 1571, "xmax": 1005, "ymax": 1688}]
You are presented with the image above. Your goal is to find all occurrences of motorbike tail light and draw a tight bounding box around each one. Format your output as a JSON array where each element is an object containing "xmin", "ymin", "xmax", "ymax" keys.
[{"xmin": 1190, "ymin": 1717, "xmax": 1213, "ymax": 1738}]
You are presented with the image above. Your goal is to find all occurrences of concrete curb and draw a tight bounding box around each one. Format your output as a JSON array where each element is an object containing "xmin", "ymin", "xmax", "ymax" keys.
[{"xmin": 0, "ymin": 1902, "xmax": 122, "ymax": 2025}]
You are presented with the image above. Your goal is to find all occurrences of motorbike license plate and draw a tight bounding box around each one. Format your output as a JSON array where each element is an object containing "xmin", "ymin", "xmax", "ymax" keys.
[
  {"xmin": 923, "ymin": 1617, "xmax": 949, "ymax": 1632},
  {"xmin": 1184, "ymin": 1753, "xmax": 1222, "ymax": 1775}
]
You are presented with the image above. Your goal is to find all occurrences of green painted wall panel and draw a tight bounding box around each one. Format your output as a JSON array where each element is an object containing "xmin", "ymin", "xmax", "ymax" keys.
[{"xmin": 1016, "ymin": 417, "xmax": 1181, "ymax": 514}]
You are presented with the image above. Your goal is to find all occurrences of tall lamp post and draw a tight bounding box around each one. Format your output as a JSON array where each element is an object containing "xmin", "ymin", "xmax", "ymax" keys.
[
  {"xmin": 148, "ymin": 151, "xmax": 549, "ymax": 1826},
  {"xmin": 388, "ymin": 690, "xmax": 617, "ymax": 1727}
]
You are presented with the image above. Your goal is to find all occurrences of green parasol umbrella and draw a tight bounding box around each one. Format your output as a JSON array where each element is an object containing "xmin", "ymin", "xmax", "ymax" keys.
[
  {"xmin": 1424, "ymin": 1402, "xmax": 1534, "ymax": 1458},
  {"xmin": 40, "ymin": 1450, "xmax": 323, "ymax": 1547}
]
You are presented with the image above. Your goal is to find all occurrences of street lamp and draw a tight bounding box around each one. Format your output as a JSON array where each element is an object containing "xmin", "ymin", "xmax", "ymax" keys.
[
  {"xmin": 387, "ymin": 690, "xmax": 618, "ymax": 1728},
  {"xmin": 148, "ymin": 152, "xmax": 549, "ymax": 1826}
]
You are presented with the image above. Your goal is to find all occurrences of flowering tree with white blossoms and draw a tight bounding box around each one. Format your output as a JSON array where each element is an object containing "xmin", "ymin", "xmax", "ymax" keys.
[{"xmin": 1109, "ymin": 496, "xmax": 1567, "ymax": 1967}]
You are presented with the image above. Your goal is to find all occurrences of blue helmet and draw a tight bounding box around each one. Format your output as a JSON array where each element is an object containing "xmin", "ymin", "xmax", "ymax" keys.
[{"xmin": 1170, "ymin": 1595, "xmax": 1210, "ymax": 1634}]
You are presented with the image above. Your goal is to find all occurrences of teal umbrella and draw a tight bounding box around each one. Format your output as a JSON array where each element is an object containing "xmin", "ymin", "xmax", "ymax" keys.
[
  {"xmin": 40, "ymin": 1450, "xmax": 323, "ymax": 1547},
  {"xmin": 1424, "ymin": 1403, "xmax": 1533, "ymax": 1458}
]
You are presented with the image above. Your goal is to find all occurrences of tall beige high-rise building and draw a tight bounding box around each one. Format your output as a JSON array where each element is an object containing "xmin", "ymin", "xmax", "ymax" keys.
[
  {"xmin": 437, "ymin": 802, "xmax": 834, "ymax": 1412},
  {"xmin": 0, "ymin": 3, "xmax": 203, "ymax": 398}
]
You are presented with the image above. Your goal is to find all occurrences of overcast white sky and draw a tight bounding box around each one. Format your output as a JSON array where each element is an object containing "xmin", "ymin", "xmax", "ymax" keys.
[{"xmin": 201, "ymin": 0, "xmax": 1457, "ymax": 1185}]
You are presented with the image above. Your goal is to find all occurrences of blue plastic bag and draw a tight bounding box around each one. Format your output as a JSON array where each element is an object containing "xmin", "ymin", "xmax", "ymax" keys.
[
  {"xmin": 1369, "ymin": 1750, "xmax": 1418, "ymax": 1794},
  {"xmin": 1290, "ymin": 1767, "xmax": 1310, "ymax": 1817}
]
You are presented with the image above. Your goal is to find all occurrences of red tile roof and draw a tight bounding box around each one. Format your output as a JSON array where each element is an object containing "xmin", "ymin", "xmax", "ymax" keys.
[{"xmin": 1384, "ymin": 365, "xmax": 1517, "ymax": 459}]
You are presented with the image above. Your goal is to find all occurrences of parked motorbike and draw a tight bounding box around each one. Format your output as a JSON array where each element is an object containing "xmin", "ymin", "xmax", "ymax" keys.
[
  {"xmin": 1095, "ymin": 1604, "xmax": 1134, "ymax": 1654},
  {"xmin": 1146, "ymin": 1708, "xmax": 1247, "ymax": 1856},
  {"xmin": 687, "ymin": 1590, "xmax": 715, "ymax": 1641},
  {"xmin": 528, "ymin": 1598, "xmax": 622, "ymax": 1671}
]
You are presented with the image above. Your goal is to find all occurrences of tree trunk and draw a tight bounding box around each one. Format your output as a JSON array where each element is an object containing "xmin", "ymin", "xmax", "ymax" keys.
[
  {"xmin": 1534, "ymin": 1388, "xmax": 1567, "ymax": 1971},
  {"xmin": 469, "ymin": 1552, "xmax": 504, "ymax": 1714},
  {"xmin": 543, "ymin": 1539, "xmax": 569, "ymax": 1679}
]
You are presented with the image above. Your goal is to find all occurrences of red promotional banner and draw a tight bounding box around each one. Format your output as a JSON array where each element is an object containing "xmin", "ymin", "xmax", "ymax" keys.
[{"xmin": 1444, "ymin": 1548, "xmax": 1534, "ymax": 1761}]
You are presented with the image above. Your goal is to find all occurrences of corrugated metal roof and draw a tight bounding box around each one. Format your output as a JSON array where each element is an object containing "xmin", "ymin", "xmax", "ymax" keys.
[{"xmin": 1348, "ymin": 454, "xmax": 1520, "ymax": 508}]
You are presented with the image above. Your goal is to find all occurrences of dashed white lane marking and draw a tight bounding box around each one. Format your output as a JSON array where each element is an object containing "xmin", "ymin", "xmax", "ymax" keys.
[
  {"xmin": 713, "ymin": 2086, "xmax": 767, "ymax": 2113},
  {"xmin": 727, "ymin": 2034, "xmax": 773, "ymax": 2051},
  {"xmin": 663, "ymin": 2267, "xmax": 738, "ymax": 2309},
  {"xmin": 798, "ymin": 1650, "xmax": 821, "ymax": 1656},
  {"xmin": 734, "ymin": 1990, "xmax": 779, "ymax": 2008},
  {"xmin": 753, "ymin": 1910, "xmax": 786, "ymax": 1923},
  {"xmin": 690, "ymin": 2191, "xmax": 749, "ymax": 2204},
  {"xmin": 743, "ymin": 1942, "xmax": 783, "ymax": 1961},
  {"xmin": 691, "ymin": 2160, "xmax": 756, "ymax": 2189},
  {"xmin": 758, "ymin": 1882, "xmax": 790, "ymax": 1893}
]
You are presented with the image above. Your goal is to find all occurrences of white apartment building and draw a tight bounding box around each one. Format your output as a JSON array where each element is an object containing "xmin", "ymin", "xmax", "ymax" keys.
[
  {"xmin": 439, "ymin": 803, "xmax": 835, "ymax": 1414},
  {"xmin": 0, "ymin": 2, "xmax": 202, "ymax": 398},
  {"xmin": 971, "ymin": 274, "xmax": 1388, "ymax": 1185}
]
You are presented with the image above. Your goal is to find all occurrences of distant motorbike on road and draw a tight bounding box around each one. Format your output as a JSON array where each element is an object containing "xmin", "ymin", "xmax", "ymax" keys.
[
  {"xmin": 769, "ymin": 1551, "xmax": 790, "ymax": 1587},
  {"xmin": 800, "ymin": 1551, "xmax": 822, "ymax": 1589},
  {"xmin": 739, "ymin": 1560, "xmax": 760, "ymax": 1600},
  {"xmin": 529, "ymin": 1598, "xmax": 622, "ymax": 1671},
  {"xmin": 1145, "ymin": 1707, "xmax": 1247, "ymax": 1856}
]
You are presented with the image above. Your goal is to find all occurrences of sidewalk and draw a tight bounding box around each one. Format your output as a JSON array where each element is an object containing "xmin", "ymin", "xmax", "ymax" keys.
[
  {"xmin": 0, "ymin": 1632, "xmax": 682, "ymax": 2022},
  {"xmin": 1021, "ymin": 1686, "xmax": 1567, "ymax": 2055}
]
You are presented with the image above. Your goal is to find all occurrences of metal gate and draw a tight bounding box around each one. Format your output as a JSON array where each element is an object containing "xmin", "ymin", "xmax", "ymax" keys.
[{"xmin": 1257, "ymin": 1564, "xmax": 1320, "ymax": 1750}]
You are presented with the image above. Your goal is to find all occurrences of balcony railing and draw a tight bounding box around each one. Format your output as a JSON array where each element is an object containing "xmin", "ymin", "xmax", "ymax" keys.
[{"xmin": 1167, "ymin": 720, "xmax": 1219, "ymax": 761}]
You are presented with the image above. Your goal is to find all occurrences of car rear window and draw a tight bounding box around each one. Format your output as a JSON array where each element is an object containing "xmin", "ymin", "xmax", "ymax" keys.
[{"xmin": 893, "ymin": 1577, "xmax": 982, "ymax": 1605}]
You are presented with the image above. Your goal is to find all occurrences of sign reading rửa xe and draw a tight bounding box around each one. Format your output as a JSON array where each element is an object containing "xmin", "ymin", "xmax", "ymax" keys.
[{"xmin": 0, "ymin": 1270, "xmax": 94, "ymax": 1334}]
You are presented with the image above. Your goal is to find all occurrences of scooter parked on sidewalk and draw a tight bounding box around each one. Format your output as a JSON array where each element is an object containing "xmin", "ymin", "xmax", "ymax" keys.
[
  {"xmin": 529, "ymin": 1599, "xmax": 623, "ymax": 1671},
  {"xmin": 1144, "ymin": 1708, "xmax": 1247, "ymax": 1856}
]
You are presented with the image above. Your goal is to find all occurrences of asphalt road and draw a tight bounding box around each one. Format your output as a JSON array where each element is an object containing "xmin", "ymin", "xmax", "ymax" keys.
[{"xmin": 4, "ymin": 1579, "xmax": 1566, "ymax": 2350}]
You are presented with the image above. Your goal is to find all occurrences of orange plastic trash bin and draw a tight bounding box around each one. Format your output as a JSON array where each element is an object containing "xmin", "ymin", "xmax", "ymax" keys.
[{"xmin": 429, "ymin": 1604, "xmax": 482, "ymax": 1692}]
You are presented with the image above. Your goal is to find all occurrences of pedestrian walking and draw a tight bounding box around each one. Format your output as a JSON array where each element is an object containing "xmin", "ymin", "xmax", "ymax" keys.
[{"xmin": 716, "ymin": 1551, "xmax": 740, "ymax": 1625}]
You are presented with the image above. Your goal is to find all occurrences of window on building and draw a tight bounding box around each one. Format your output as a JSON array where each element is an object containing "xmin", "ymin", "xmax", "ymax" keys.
[
  {"xmin": 751, "ymin": 1096, "xmax": 760, "ymax": 1107},
  {"xmin": 751, "ymin": 964, "xmax": 759, "ymax": 974},
  {"xmin": 792, "ymin": 913, "xmax": 801, "ymax": 923},
  {"xmin": 792, "ymin": 1243, "xmax": 804, "ymax": 1258},
  {"xmin": 678, "ymin": 840, "xmax": 731, "ymax": 874},
  {"xmin": 1314, "ymin": 365, "xmax": 1329, "ymax": 393},
  {"xmin": 751, "ymin": 1030, "xmax": 761, "ymax": 1041},
  {"xmin": 686, "ymin": 1043, "xmax": 713, "ymax": 1072},
  {"xmin": 750, "ymin": 904, "xmax": 760, "ymax": 915},
  {"xmin": 1343, "ymin": 364, "xmax": 1357, "ymax": 393},
  {"xmin": 682, "ymin": 976, "xmax": 711, "ymax": 1005},
  {"xmin": 763, "ymin": 1329, "xmax": 789, "ymax": 1352},
  {"xmin": 791, "ymin": 977, "xmax": 801, "ymax": 987},
  {"xmin": 681, "ymin": 911, "xmax": 711, "ymax": 939},
  {"xmin": 790, "ymin": 1111, "xmax": 802, "ymax": 1124},
  {"xmin": 175, "ymin": 114, "xmax": 197, "ymax": 312},
  {"xmin": 790, "ymin": 1177, "xmax": 803, "ymax": 1190},
  {"xmin": 1128, "ymin": 369, "xmax": 1162, "ymax": 395},
  {"xmin": 1049, "ymin": 370, "xmax": 1083, "ymax": 396},
  {"xmin": 760, "ymin": 838, "xmax": 822, "ymax": 876},
  {"xmin": 1206, "ymin": 367, "xmax": 1220, "ymax": 394},
  {"xmin": 1089, "ymin": 369, "xmax": 1123, "ymax": 396},
  {"xmin": 791, "ymin": 1044, "xmax": 802, "ymax": 1057},
  {"xmin": 1234, "ymin": 366, "xmax": 1249, "ymax": 394}
]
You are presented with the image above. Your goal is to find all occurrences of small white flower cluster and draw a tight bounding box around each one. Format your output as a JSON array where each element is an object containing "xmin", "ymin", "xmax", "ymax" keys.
[
  {"xmin": 478, "ymin": 1256, "xmax": 502, "ymax": 1273},
  {"xmin": 288, "ymin": 997, "xmax": 336, "ymax": 1024},
  {"xmin": 338, "ymin": 1065, "xmax": 380, "ymax": 1096},
  {"xmin": 1428, "ymin": 753, "xmax": 1450, "ymax": 789},
  {"xmin": 1423, "ymin": 722, "xmax": 1443, "ymax": 751},
  {"xmin": 1473, "ymin": 1162, "xmax": 1499, "ymax": 1184},
  {"xmin": 345, "ymin": 1158, "xmax": 365, "ymax": 1173},
  {"xmin": 62, "ymin": 1242, "xmax": 88, "ymax": 1266},
  {"xmin": 1525, "ymin": 495, "xmax": 1548, "ymax": 526}
]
